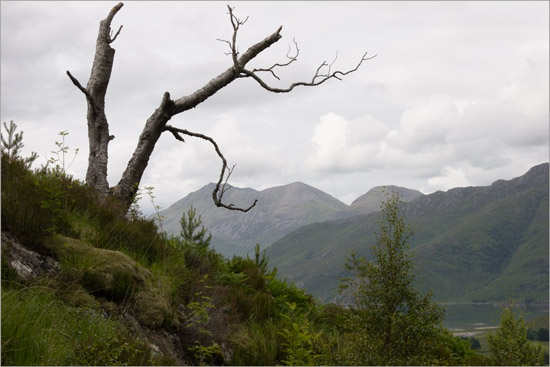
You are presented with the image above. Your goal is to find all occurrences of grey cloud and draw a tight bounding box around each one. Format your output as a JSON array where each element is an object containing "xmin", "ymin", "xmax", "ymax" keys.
[{"xmin": 1, "ymin": 1, "xmax": 548, "ymax": 211}]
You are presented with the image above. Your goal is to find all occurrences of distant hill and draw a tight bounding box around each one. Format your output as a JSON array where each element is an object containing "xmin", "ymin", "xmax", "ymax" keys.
[
  {"xmin": 266, "ymin": 163, "xmax": 549, "ymax": 303},
  {"xmin": 159, "ymin": 182, "xmax": 349, "ymax": 256},
  {"xmin": 159, "ymin": 182, "xmax": 420, "ymax": 257},
  {"xmin": 342, "ymin": 185, "xmax": 423, "ymax": 218}
]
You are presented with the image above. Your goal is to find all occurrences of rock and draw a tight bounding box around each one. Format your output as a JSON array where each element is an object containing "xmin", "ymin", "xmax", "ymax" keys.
[{"xmin": 1, "ymin": 231, "xmax": 59, "ymax": 280}]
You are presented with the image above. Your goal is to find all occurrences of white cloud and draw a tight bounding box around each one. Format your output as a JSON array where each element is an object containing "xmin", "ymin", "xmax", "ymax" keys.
[
  {"xmin": 387, "ymin": 95, "xmax": 460, "ymax": 152},
  {"xmin": 424, "ymin": 165, "xmax": 472, "ymax": 193},
  {"xmin": 306, "ymin": 112, "xmax": 388, "ymax": 173}
]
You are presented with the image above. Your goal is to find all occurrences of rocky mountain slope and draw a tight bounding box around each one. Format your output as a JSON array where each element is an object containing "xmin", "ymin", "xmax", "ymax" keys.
[
  {"xmin": 159, "ymin": 182, "xmax": 348, "ymax": 256},
  {"xmin": 266, "ymin": 163, "xmax": 549, "ymax": 303},
  {"xmin": 160, "ymin": 182, "xmax": 422, "ymax": 257}
]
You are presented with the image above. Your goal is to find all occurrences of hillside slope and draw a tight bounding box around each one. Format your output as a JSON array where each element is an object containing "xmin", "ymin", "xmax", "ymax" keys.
[{"xmin": 266, "ymin": 163, "xmax": 549, "ymax": 303}]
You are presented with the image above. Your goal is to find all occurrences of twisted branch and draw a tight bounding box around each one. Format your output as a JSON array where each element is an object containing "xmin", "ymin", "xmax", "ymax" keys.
[
  {"xmin": 240, "ymin": 51, "xmax": 376, "ymax": 93},
  {"xmin": 250, "ymin": 39, "xmax": 299, "ymax": 80},
  {"xmin": 217, "ymin": 5, "xmax": 376, "ymax": 93},
  {"xmin": 163, "ymin": 124, "xmax": 258, "ymax": 212}
]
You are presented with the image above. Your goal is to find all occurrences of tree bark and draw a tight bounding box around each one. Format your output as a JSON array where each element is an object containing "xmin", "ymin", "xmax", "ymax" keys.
[{"xmin": 68, "ymin": 3, "xmax": 123, "ymax": 195}]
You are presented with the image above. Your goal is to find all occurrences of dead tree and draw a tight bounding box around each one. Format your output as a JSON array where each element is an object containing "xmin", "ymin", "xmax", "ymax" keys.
[{"xmin": 68, "ymin": 3, "xmax": 375, "ymax": 211}]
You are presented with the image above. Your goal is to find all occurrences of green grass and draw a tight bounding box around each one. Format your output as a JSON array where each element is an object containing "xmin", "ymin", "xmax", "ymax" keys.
[{"xmin": 1, "ymin": 285, "xmax": 154, "ymax": 366}]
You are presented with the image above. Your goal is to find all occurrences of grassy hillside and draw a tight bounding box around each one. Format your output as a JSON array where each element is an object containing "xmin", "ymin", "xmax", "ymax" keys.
[
  {"xmin": 267, "ymin": 164, "xmax": 549, "ymax": 303},
  {"xmin": 0, "ymin": 153, "xmax": 322, "ymax": 365}
]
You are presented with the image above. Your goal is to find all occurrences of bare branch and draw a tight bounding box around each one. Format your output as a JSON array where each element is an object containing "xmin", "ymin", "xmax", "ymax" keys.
[
  {"xmin": 66, "ymin": 70, "xmax": 88, "ymax": 96},
  {"xmin": 109, "ymin": 25, "xmax": 123, "ymax": 44},
  {"xmin": 226, "ymin": 5, "xmax": 248, "ymax": 65},
  {"xmin": 240, "ymin": 51, "xmax": 377, "ymax": 93},
  {"xmin": 250, "ymin": 38, "xmax": 300, "ymax": 81},
  {"xmin": 163, "ymin": 124, "xmax": 258, "ymax": 212},
  {"xmin": 216, "ymin": 38, "xmax": 232, "ymax": 50},
  {"xmin": 66, "ymin": 70, "xmax": 98, "ymax": 115},
  {"xmin": 173, "ymin": 24, "xmax": 282, "ymax": 114}
]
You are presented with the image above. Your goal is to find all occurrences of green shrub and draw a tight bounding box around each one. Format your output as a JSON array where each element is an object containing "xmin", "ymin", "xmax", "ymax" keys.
[{"xmin": 488, "ymin": 304, "xmax": 545, "ymax": 365}]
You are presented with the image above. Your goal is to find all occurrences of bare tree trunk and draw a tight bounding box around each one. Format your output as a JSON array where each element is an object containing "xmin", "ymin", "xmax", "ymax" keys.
[
  {"xmin": 111, "ymin": 92, "xmax": 176, "ymax": 203},
  {"xmin": 69, "ymin": 3, "xmax": 373, "ymax": 210},
  {"xmin": 68, "ymin": 3, "xmax": 123, "ymax": 195}
]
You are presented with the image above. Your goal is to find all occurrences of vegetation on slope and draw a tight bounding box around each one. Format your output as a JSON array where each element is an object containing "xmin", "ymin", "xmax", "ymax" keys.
[{"xmin": 1, "ymin": 124, "xmax": 545, "ymax": 365}]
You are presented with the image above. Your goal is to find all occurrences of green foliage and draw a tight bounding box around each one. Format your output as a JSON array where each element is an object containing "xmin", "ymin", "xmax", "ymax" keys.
[
  {"xmin": 488, "ymin": 303, "xmax": 545, "ymax": 365},
  {"xmin": 182, "ymin": 280, "xmax": 224, "ymax": 365},
  {"xmin": 133, "ymin": 186, "xmax": 166, "ymax": 234},
  {"xmin": 468, "ymin": 337, "xmax": 482, "ymax": 350},
  {"xmin": 278, "ymin": 302, "xmax": 321, "ymax": 366},
  {"xmin": 430, "ymin": 330, "xmax": 492, "ymax": 366},
  {"xmin": 180, "ymin": 205, "xmax": 212, "ymax": 249},
  {"xmin": 1, "ymin": 151, "xmax": 77, "ymax": 249},
  {"xmin": 229, "ymin": 321, "xmax": 281, "ymax": 365},
  {"xmin": 46, "ymin": 130, "xmax": 79, "ymax": 175},
  {"xmin": 339, "ymin": 191, "xmax": 446, "ymax": 365},
  {"xmin": 1, "ymin": 120, "xmax": 38, "ymax": 166}
]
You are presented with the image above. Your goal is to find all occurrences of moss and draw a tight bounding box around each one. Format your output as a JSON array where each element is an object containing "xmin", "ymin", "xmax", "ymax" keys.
[
  {"xmin": 44, "ymin": 235, "xmax": 175, "ymax": 328},
  {"xmin": 56, "ymin": 280, "xmax": 98, "ymax": 308},
  {"xmin": 133, "ymin": 285, "xmax": 176, "ymax": 329}
]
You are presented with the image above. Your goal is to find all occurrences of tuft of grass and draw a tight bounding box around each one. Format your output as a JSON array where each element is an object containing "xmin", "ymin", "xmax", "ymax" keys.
[
  {"xmin": 1, "ymin": 285, "xmax": 156, "ymax": 366},
  {"xmin": 229, "ymin": 320, "xmax": 282, "ymax": 366}
]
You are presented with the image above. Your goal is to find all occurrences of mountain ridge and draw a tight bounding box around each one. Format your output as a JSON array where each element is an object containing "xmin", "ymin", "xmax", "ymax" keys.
[
  {"xmin": 158, "ymin": 181, "xmax": 419, "ymax": 256},
  {"xmin": 265, "ymin": 163, "xmax": 549, "ymax": 303},
  {"xmin": 159, "ymin": 181, "xmax": 352, "ymax": 256}
]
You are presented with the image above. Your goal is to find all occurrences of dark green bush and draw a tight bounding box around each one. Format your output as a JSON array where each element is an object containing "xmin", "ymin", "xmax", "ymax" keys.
[{"xmin": 1, "ymin": 155, "xmax": 57, "ymax": 250}]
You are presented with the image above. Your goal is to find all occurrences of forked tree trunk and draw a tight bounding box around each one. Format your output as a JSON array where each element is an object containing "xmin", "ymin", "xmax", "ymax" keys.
[
  {"xmin": 69, "ymin": 2, "xmax": 371, "ymax": 209},
  {"xmin": 111, "ymin": 31, "xmax": 282, "ymax": 204}
]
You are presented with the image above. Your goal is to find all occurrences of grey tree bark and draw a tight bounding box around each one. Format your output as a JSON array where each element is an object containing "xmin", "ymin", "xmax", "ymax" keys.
[
  {"xmin": 68, "ymin": 3, "xmax": 123, "ymax": 195},
  {"xmin": 68, "ymin": 3, "xmax": 375, "ymax": 210}
]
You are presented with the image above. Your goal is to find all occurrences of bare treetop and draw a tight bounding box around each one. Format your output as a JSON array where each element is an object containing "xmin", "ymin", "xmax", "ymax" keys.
[{"xmin": 67, "ymin": 3, "xmax": 375, "ymax": 212}]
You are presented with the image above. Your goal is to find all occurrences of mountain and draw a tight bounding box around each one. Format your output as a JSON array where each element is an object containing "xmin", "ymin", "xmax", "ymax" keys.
[
  {"xmin": 343, "ymin": 185, "xmax": 423, "ymax": 218},
  {"xmin": 266, "ymin": 163, "xmax": 549, "ymax": 303},
  {"xmin": 159, "ymin": 182, "xmax": 349, "ymax": 256}
]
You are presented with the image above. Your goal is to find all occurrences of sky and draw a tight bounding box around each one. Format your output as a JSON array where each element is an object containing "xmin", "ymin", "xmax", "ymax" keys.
[{"xmin": 1, "ymin": 1, "xmax": 549, "ymax": 213}]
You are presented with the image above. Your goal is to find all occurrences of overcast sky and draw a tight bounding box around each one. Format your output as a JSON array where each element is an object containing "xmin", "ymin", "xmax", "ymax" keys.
[{"xmin": 1, "ymin": 1, "xmax": 548, "ymax": 212}]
